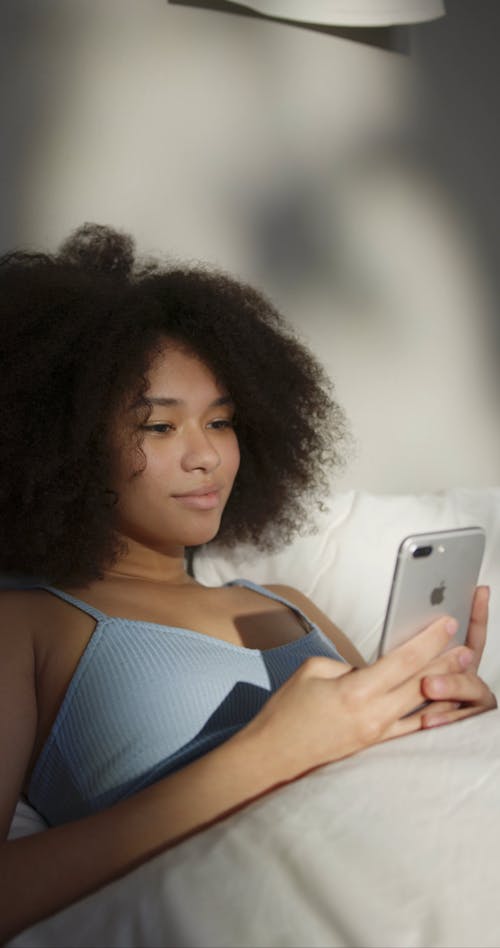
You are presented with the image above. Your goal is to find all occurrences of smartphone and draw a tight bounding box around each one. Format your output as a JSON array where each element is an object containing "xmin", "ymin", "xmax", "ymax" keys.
[{"xmin": 378, "ymin": 526, "xmax": 485, "ymax": 657}]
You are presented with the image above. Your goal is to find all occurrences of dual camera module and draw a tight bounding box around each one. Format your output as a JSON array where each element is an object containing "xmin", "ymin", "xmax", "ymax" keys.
[{"xmin": 411, "ymin": 544, "xmax": 446, "ymax": 558}]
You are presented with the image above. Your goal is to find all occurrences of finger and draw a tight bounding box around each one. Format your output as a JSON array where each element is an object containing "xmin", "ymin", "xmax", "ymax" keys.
[
  {"xmin": 381, "ymin": 701, "xmax": 461, "ymax": 740},
  {"xmin": 383, "ymin": 683, "xmax": 497, "ymax": 739},
  {"xmin": 421, "ymin": 696, "xmax": 497, "ymax": 729},
  {"xmin": 368, "ymin": 615, "xmax": 458, "ymax": 696},
  {"xmin": 377, "ymin": 665, "xmax": 459, "ymax": 725},
  {"xmin": 366, "ymin": 642, "xmax": 473, "ymax": 728},
  {"xmin": 422, "ymin": 670, "xmax": 496, "ymax": 706},
  {"xmin": 421, "ymin": 700, "xmax": 461, "ymax": 714},
  {"xmin": 465, "ymin": 585, "xmax": 490, "ymax": 665},
  {"xmin": 418, "ymin": 644, "xmax": 474, "ymax": 679}
]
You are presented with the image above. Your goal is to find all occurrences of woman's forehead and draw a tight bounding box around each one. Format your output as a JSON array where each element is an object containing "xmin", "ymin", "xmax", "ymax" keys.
[{"xmin": 145, "ymin": 345, "xmax": 228, "ymax": 400}]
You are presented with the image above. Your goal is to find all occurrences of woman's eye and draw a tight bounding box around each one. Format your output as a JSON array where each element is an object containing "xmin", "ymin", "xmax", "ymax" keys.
[
  {"xmin": 208, "ymin": 419, "xmax": 234, "ymax": 430},
  {"xmin": 142, "ymin": 423, "xmax": 174, "ymax": 434}
]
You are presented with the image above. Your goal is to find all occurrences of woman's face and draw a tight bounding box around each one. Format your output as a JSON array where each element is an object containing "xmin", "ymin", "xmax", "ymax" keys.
[{"xmin": 113, "ymin": 344, "xmax": 240, "ymax": 555}]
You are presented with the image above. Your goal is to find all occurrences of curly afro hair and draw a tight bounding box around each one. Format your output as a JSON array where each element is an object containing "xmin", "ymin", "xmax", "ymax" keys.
[{"xmin": 0, "ymin": 223, "xmax": 349, "ymax": 586}]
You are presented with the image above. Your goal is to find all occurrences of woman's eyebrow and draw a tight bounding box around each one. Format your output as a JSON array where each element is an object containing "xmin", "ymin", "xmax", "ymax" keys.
[{"xmin": 146, "ymin": 395, "xmax": 234, "ymax": 408}]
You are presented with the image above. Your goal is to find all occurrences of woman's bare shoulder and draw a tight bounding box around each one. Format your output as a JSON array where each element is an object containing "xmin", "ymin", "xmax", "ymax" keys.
[
  {"xmin": 0, "ymin": 590, "xmax": 41, "ymax": 841},
  {"xmin": 0, "ymin": 587, "xmax": 53, "ymax": 628}
]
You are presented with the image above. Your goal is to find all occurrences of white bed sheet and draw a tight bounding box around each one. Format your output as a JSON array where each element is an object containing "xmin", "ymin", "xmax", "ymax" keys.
[{"xmin": 10, "ymin": 710, "xmax": 500, "ymax": 948}]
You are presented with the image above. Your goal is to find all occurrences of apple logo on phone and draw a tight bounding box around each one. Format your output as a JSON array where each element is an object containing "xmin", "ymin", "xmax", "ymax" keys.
[{"xmin": 430, "ymin": 581, "xmax": 446, "ymax": 606}]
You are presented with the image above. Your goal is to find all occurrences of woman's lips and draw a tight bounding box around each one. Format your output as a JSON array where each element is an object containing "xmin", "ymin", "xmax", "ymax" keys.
[{"xmin": 172, "ymin": 488, "xmax": 221, "ymax": 510}]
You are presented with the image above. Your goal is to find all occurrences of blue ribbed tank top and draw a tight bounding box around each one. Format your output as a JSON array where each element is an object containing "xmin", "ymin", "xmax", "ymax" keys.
[{"xmin": 27, "ymin": 580, "xmax": 345, "ymax": 826}]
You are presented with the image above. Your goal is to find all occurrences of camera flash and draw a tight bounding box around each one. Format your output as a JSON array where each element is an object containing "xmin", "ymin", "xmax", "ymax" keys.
[{"xmin": 437, "ymin": 545, "xmax": 445, "ymax": 554}]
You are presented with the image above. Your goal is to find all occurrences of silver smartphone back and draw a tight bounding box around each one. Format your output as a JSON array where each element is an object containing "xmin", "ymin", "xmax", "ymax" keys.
[{"xmin": 378, "ymin": 526, "xmax": 485, "ymax": 657}]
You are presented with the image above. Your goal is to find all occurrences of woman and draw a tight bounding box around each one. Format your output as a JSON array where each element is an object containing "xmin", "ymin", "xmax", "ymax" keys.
[{"xmin": 0, "ymin": 224, "xmax": 495, "ymax": 940}]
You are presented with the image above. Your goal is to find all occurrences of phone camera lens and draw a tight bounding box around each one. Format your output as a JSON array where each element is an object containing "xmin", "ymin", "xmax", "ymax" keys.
[{"xmin": 413, "ymin": 545, "xmax": 433, "ymax": 558}]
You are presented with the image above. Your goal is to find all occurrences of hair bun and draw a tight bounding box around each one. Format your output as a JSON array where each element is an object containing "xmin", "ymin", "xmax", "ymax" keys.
[{"xmin": 58, "ymin": 222, "xmax": 135, "ymax": 277}]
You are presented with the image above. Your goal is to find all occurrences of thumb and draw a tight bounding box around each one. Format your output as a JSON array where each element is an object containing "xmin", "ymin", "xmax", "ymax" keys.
[{"xmin": 465, "ymin": 585, "xmax": 489, "ymax": 666}]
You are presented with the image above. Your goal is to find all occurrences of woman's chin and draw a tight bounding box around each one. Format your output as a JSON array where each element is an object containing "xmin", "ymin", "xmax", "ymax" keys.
[
  {"xmin": 184, "ymin": 532, "xmax": 220, "ymax": 549},
  {"xmin": 180, "ymin": 521, "xmax": 222, "ymax": 549}
]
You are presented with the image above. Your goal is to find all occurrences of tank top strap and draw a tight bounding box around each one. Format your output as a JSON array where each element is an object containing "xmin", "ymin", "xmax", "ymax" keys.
[
  {"xmin": 225, "ymin": 578, "xmax": 314, "ymax": 632},
  {"xmin": 32, "ymin": 584, "xmax": 108, "ymax": 622}
]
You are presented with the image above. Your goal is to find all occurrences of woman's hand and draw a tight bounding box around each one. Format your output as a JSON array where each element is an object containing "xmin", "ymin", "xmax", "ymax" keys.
[
  {"xmin": 245, "ymin": 614, "xmax": 467, "ymax": 783},
  {"xmin": 419, "ymin": 586, "xmax": 497, "ymax": 728}
]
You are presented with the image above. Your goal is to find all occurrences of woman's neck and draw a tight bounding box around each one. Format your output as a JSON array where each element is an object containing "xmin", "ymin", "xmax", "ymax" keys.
[{"xmin": 103, "ymin": 537, "xmax": 195, "ymax": 586}]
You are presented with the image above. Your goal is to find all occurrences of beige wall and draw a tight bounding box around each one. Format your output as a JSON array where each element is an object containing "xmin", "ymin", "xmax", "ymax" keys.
[{"xmin": 1, "ymin": 0, "xmax": 499, "ymax": 491}]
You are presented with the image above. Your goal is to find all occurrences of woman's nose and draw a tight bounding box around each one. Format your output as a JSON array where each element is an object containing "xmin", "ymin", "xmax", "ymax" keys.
[{"xmin": 181, "ymin": 429, "xmax": 221, "ymax": 472}]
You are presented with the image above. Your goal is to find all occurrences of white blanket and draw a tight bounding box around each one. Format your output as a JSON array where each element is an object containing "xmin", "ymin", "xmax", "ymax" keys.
[
  {"xmin": 8, "ymin": 488, "xmax": 500, "ymax": 948},
  {"xmin": 11, "ymin": 711, "xmax": 500, "ymax": 948}
]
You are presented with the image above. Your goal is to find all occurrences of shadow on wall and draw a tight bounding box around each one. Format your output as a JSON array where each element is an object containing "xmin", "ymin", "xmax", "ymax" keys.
[
  {"xmin": 0, "ymin": 0, "xmax": 499, "ymax": 491},
  {"xmin": 0, "ymin": 3, "xmax": 93, "ymax": 250},
  {"xmin": 410, "ymin": 0, "xmax": 500, "ymax": 353}
]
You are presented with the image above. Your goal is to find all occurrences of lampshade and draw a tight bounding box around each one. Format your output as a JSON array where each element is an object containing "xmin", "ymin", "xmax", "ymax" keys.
[{"xmin": 230, "ymin": 1, "xmax": 446, "ymax": 26}]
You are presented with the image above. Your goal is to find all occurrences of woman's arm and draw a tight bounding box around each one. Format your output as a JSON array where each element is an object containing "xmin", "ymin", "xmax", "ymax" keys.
[
  {"xmin": 0, "ymin": 603, "xmax": 488, "ymax": 942},
  {"xmin": 0, "ymin": 719, "xmax": 289, "ymax": 941}
]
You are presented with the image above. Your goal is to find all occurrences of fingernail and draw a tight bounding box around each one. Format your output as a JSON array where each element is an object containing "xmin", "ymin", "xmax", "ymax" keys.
[
  {"xmin": 459, "ymin": 650, "xmax": 473, "ymax": 669},
  {"xmin": 429, "ymin": 676, "xmax": 445, "ymax": 696},
  {"xmin": 423, "ymin": 714, "xmax": 445, "ymax": 728},
  {"xmin": 446, "ymin": 619, "xmax": 458, "ymax": 637}
]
